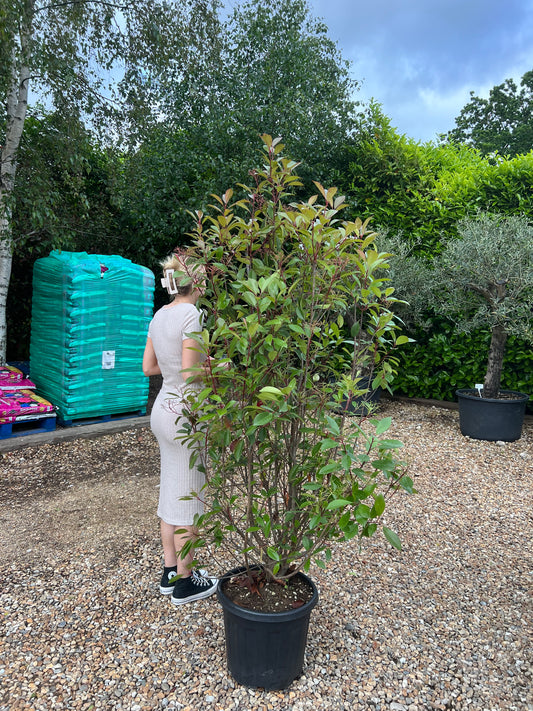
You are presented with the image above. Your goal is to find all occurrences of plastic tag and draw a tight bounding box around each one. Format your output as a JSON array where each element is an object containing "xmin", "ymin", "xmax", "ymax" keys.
[{"xmin": 102, "ymin": 351, "xmax": 115, "ymax": 369}]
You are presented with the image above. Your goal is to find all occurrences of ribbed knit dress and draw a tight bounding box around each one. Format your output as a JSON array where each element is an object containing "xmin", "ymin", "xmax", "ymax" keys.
[{"xmin": 148, "ymin": 302, "xmax": 205, "ymax": 526}]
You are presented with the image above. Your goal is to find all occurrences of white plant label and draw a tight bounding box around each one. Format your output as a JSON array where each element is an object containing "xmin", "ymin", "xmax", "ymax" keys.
[{"xmin": 102, "ymin": 350, "xmax": 116, "ymax": 369}]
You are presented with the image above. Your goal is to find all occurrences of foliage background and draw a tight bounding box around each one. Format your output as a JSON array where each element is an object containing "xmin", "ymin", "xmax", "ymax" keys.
[{"xmin": 3, "ymin": 1, "xmax": 532, "ymax": 411}]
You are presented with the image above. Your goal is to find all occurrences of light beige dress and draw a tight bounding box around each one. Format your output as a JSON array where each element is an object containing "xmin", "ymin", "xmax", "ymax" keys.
[{"xmin": 148, "ymin": 303, "xmax": 205, "ymax": 526}]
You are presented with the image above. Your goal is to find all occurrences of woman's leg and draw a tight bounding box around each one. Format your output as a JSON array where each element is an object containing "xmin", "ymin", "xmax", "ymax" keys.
[{"xmin": 160, "ymin": 520, "xmax": 195, "ymax": 577}]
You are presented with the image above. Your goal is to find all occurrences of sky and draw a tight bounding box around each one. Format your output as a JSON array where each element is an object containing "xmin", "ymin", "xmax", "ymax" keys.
[{"xmin": 304, "ymin": 0, "xmax": 533, "ymax": 142}]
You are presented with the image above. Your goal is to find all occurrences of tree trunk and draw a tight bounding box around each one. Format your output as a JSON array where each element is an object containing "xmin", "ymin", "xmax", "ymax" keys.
[
  {"xmin": 483, "ymin": 324, "xmax": 507, "ymax": 398},
  {"xmin": 0, "ymin": 220, "xmax": 14, "ymax": 365},
  {"xmin": 0, "ymin": 14, "xmax": 32, "ymax": 363}
]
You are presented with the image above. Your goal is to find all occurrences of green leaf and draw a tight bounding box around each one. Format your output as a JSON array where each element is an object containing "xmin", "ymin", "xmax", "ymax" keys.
[
  {"xmin": 233, "ymin": 439, "xmax": 244, "ymax": 462},
  {"xmin": 355, "ymin": 504, "xmax": 371, "ymax": 524},
  {"xmin": 242, "ymin": 292, "xmax": 257, "ymax": 307},
  {"xmin": 383, "ymin": 526, "xmax": 402, "ymax": 550},
  {"xmin": 327, "ymin": 498, "xmax": 352, "ymax": 510},
  {"xmin": 309, "ymin": 514, "xmax": 323, "ymax": 529},
  {"xmin": 267, "ymin": 547, "xmax": 280, "ymax": 561},
  {"xmin": 376, "ymin": 439, "xmax": 404, "ymax": 449},
  {"xmin": 341, "ymin": 453, "xmax": 352, "ymax": 470},
  {"xmin": 338, "ymin": 511, "xmax": 351, "ymax": 530},
  {"xmin": 374, "ymin": 417, "xmax": 392, "ymax": 436},
  {"xmin": 399, "ymin": 476, "xmax": 416, "ymax": 494},
  {"xmin": 258, "ymin": 386, "xmax": 284, "ymax": 400},
  {"xmin": 371, "ymin": 493, "xmax": 386, "ymax": 517},
  {"xmin": 318, "ymin": 462, "xmax": 340, "ymax": 477},
  {"xmin": 325, "ymin": 415, "xmax": 340, "ymax": 436},
  {"xmin": 253, "ymin": 412, "xmax": 274, "ymax": 427},
  {"xmin": 361, "ymin": 522, "xmax": 377, "ymax": 538}
]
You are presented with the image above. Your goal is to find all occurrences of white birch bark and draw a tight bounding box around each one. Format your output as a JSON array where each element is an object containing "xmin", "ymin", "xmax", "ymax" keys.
[{"xmin": 0, "ymin": 11, "xmax": 32, "ymax": 364}]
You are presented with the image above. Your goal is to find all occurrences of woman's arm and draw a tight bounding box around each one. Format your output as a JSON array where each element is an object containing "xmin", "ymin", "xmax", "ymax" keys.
[
  {"xmin": 181, "ymin": 338, "xmax": 204, "ymax": 382},
  {"xmin": 143, "ymin": 337, "xmax": 161, "ymax": 376}
]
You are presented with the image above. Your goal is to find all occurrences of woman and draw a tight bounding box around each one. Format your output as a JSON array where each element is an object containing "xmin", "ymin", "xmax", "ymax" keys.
[{"xmin": 143, "ymin": 252, "xmax": 217, "ymax": 605}]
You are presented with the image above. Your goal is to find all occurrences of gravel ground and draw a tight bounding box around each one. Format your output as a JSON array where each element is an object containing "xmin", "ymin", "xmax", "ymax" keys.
[{"xmin": 0, "ymin": 401, "xmax": 532, "ymax": 711}]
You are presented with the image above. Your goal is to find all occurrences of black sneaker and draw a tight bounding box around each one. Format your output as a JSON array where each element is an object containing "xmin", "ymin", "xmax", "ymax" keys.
[
  {"xmin": 171, "ymin": 569, "xmax": 218, "ymax": 605},
  {"xmin": 160, "ymin": 568, "xmax": 178, "ymax": 595}
]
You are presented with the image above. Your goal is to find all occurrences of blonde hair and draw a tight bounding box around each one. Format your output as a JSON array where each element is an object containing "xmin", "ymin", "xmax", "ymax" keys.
[{"xmin": 160, "ymin": 252, "xmax": 205, "ymax": 296}]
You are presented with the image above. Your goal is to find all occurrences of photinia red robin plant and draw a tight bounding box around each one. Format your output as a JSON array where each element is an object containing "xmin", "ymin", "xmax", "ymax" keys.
[{"xmin": 179, "ymin": 135, "xmax": 415, "ymax": 581}]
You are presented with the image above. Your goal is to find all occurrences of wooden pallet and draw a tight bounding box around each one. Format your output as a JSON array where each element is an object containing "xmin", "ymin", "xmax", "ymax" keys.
[
  {"xmin": 0, "ymin": 414, "xmax": 57, "ymax": 440},
  {"xmin": 59, "ymin": 409, "xmax": 146, "ymax": 427}
]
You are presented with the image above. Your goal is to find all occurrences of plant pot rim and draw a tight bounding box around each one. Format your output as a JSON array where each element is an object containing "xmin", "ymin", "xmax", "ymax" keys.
[
  {"xmin": 217, "ymin": 566, "xmax": 319, "ymax": 623},
  {"xmin": 456, "ymin": 388, "xmax": 529, "ymax": 404}
]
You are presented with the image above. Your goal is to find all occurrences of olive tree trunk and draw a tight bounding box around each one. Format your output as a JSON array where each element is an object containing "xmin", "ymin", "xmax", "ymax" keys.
[{"xmin": 483, "ymin": 324, "xmax": 507, "ymax": 398}]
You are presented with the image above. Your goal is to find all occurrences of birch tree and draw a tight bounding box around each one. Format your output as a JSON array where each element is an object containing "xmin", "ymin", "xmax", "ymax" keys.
[
  {"xmin": 118, "ymin": 0, "xmax": 358, "ymax": 258},
  {"xmin": 0, "ymin": 0, "xmax": 220, "ymax": 363}
]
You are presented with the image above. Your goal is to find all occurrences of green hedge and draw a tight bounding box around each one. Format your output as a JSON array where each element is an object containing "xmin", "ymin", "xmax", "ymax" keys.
[{"xmin": 392, "ymin": 323, "xmax": 533, "ymax": 413}]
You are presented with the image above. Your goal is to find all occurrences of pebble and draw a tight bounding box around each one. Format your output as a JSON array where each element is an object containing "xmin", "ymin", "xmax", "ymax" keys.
[{"xmin": 0, "ymin": 402, "xmax": 531, "ymax": 711}]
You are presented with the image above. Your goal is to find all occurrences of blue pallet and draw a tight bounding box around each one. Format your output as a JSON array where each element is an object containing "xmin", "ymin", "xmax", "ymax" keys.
[
  {"xmin": 59, "ymin": 408, "xmax": 146, "ymax": 427},
  {"xmin": 0, "ymin": 414, "xmax": 56, "ymax": 439}
]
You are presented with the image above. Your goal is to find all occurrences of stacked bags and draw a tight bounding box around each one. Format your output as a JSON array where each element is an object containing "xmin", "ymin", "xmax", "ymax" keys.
[
  {"xmin": 30, "ymin": 251, "xmax": 154, "ymax": 422},
  {"xmin": 0, "ymin": 365, "xmax": 55, "ymax": 429}
]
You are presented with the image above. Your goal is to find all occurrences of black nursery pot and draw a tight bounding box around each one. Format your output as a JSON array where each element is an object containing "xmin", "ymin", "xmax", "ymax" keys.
[
  {"xmin": 217, "ymin": 568, "xmax": 319, "ymax": 690},
  {"xmin": 336, "ymin": 376, "xmax": 382, "ymax": 417},
  {"xmin": 456, "ymin": 389, "xmax": 529, "ymax": 442}
]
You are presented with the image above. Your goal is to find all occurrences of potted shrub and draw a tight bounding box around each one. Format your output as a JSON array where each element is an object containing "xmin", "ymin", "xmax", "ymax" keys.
[
  {"xmin": 383, "ymin": 212, "xmax": 533, "ymax": 441},
  {"xmin": 179, "ymin": 136, "xmax": 414, "ymax": 689},
  {"xmin": 329, "ymin": 330, "xmax": 395, "ymax": 417}
]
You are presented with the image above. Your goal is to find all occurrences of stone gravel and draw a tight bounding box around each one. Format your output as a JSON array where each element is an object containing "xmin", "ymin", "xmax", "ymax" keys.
[{"xmin": 0, "ymin": 401, "xmax": 532, "ymax": 710}]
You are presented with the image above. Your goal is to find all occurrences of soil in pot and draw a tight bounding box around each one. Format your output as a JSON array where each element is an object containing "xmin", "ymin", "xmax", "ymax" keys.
[{"xmin": 221, "ymin": 569, "xmax": 314, "ymax": 613}]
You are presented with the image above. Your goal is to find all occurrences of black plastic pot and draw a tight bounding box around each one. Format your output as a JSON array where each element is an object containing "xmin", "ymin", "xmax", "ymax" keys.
[
  {"xmin": 217, "ymin": 568, "xmax": 319, "ymax": 690},
  {"xmin": 336, "ymin": 376, "xmax": 382, "ymax": 417},
  {"xmin": 456, "ymin": 389, "xmax": 529, "ymax": 442}
]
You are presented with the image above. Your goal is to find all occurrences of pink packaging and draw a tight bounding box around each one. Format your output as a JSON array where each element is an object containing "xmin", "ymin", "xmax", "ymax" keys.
[
  {"xmin": 0, "ymin": 365, "xmax": 24, "ymax": 383},
  {"xmin": 0, "ymin": 389, "xmax": 55, "ymax": 422}
]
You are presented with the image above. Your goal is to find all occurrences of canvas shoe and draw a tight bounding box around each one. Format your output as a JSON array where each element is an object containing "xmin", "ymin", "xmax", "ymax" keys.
[
  {"xmin": 171, "ymin": 569, "xmax": 218, "ymax": 605},
  {"xmin": 160, "ymin": 567, "xmax": 179, "ymax": 595},
  {"xmin": 160, "ymin": 567, "xmax": 211, "ymax": 595}
]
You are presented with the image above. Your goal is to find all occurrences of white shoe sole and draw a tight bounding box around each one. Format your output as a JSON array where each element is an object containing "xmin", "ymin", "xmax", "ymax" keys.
[{"xmin": 171, "ymin": 579, "xmax": 218, "ymax": 605}]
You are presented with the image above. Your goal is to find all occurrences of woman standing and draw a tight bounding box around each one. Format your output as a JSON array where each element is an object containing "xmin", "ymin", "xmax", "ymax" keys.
[{"xmin": 143, "ymin": 252, "xmax": 217, "ymax": 605}]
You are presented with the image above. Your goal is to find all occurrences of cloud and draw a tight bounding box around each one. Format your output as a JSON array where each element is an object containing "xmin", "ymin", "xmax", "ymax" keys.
[{"xmin": 308, "ymin": 0, "xmax": 533, "ymax": 140}]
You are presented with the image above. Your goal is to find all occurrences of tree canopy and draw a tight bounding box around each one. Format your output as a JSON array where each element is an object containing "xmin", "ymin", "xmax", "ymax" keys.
[
  {"xmin": 117, "ymin": 0, "xmax": 359, "ymax": 265},
  {"xmin": 446, "ymin": 70, "xmax": 533, "ymax": 156},
  {"xmin": 0, "ymin": 0, "xmax": 221, "ymax": 361}
]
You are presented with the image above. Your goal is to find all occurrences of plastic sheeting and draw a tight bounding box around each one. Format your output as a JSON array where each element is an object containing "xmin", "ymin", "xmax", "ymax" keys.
[{"xmin": 30, "ymin": 251, "xmax": 154, "ymax": 421}]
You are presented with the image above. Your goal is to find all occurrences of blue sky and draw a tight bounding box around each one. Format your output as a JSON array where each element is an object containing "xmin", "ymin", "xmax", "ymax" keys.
[{"xmin": 304, "ymin": 0, "xmax": 533, "ymax": 142}]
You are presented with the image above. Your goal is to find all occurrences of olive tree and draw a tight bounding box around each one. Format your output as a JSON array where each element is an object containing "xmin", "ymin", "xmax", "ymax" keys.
[{"xmin": 382, "ymin": 213, "xmax": 533, "ymax": 398}]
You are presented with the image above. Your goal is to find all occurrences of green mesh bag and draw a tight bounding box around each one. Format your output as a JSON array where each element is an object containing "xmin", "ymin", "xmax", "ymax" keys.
[{"xmin": 30, "ymin": 251, "xmax": 155, "ymax": 422}]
